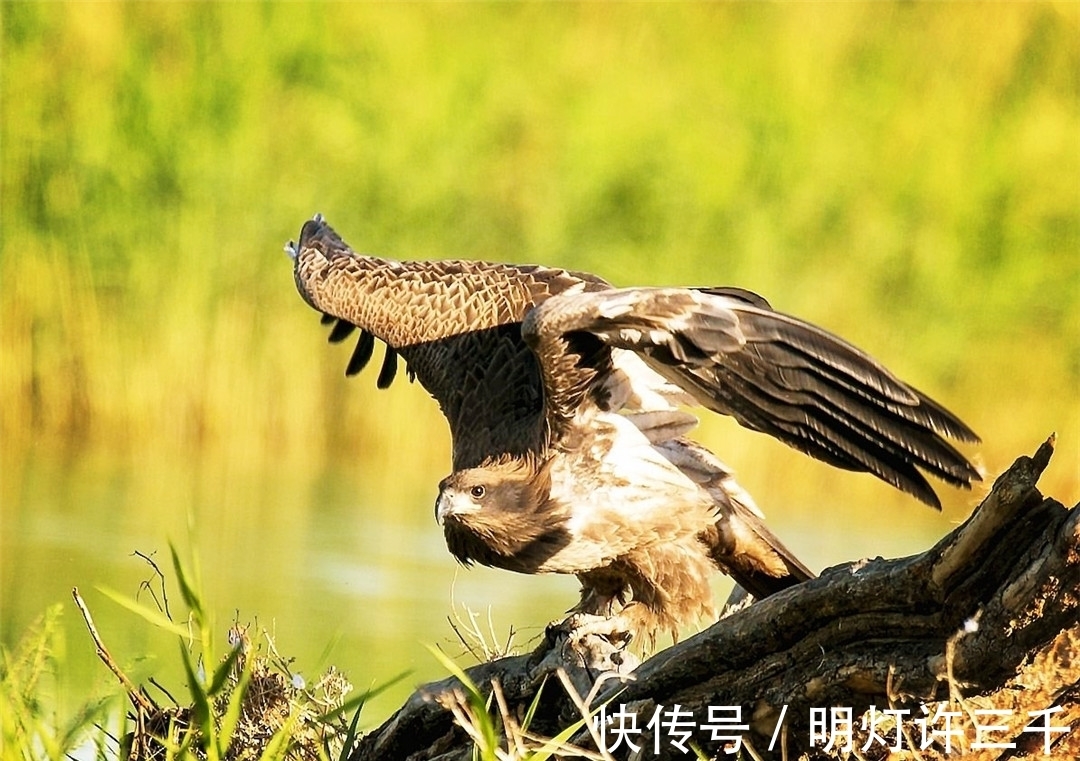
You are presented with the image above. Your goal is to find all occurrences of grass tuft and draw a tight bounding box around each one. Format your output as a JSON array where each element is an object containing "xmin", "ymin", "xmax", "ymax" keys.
[{"xmin": 38, "ymin": 550, "xmax": 388, "ymax": 761}]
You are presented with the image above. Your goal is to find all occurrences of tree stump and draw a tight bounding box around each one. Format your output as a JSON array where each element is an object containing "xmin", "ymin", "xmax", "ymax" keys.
[{"xmin": 351, "ymin": 438, "xmax": 1080, "ymax": 760}]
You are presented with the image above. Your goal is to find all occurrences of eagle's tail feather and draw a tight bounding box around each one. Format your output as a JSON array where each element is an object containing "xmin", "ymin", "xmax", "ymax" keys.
[{"xmin": 709, "ymin": 496, "xmax": 816, "ymax": 601}]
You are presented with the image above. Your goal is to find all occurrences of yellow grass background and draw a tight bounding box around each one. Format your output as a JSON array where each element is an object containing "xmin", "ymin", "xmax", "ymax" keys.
[{"xmin": 2, "ymin": 0, "xmax": 1078, "ymax": 725}]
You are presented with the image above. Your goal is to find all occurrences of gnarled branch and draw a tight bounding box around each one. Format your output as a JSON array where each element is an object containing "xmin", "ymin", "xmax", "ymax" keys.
[{"xmin": 352, "ymin": 438, "xmax": 1079, "ymax": 760}]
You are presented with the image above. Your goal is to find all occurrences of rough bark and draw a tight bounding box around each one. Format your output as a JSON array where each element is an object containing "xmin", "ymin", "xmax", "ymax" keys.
[{"xmin": 351, "ymin": 438, "xmax": 1080, "ymax": 760}]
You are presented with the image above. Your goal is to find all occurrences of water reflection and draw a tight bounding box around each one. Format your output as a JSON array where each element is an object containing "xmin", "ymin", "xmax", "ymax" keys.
[{"xmin": 0, "ymin": 444, "xmax": 574, "ymax": 724}]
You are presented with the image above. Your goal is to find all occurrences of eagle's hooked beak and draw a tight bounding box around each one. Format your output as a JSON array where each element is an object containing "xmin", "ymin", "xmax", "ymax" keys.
[
  {"xmin": 435, "ymin": 488, "xmax": 479, "ymax": 525},
  {"xmin": 435, "ymin": 491, "xmax": 451, "ymax": 525}
]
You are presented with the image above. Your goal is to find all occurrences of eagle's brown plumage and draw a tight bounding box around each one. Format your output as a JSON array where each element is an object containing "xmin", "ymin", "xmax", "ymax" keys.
[{"xmin": 288, "ymin": 214, "xmax": 981, "ymax": 638}]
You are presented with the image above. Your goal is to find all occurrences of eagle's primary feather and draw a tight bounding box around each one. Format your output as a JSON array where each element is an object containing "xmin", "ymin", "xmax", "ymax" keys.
[{"xmin": 288, "ymin": 215, "xmax": 980, "ymax": 638}]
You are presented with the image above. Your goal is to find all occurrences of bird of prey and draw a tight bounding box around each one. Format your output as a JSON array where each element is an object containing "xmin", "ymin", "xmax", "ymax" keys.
[{"xmin": 287, "ymin": 214, "xmax": 980, "ymax": 640}]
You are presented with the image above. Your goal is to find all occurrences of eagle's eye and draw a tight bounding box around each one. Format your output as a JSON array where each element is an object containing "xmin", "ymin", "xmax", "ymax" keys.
[{"xmin": 470, "ymin": 485, "xmax": 486, "ymax": 500}]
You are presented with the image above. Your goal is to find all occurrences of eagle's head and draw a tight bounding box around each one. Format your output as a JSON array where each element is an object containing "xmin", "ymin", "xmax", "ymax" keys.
[{"xmin": 435, "ymin": 457, "xmax": 568, "ymax": 573}]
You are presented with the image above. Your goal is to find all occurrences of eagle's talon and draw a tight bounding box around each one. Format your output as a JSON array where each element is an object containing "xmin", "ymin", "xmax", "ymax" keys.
[
  {"xmin": 557, "ymin": 613, "xmax": 634, "ymax": 650},
  {"xmin": 541, "ymin": 612, "xmax": 641, "ymax": 681},
  {"xmin": 546, "ymin": 612, "xmax": 603, "ymax": 642}
]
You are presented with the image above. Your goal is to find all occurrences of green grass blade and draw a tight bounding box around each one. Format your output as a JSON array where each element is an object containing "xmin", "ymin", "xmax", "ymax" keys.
[
  {"xmin": 257, "ymin": 711, "xmax": 300, "ymax": 761},
  {"xmin": 425, "ymin": 645, "xmax": 483, "ymax": 703},
  {"xmin": 316, "ymin": 670, "xmax": 411, "ymax": 723},
  {"xmin": 178, "ymin": 642, "xmax": 216, "ymax": 758},
  {"xmin": 526, "ymin": 715, "xmax": 589, "ymax": 761},
  {"xmin": 217, "ymin": 662, "xmax": 252, "ymax": 758},
  {"xmin": 520, "ymin": 675, "xmax": 546, "ymax": 733},
  {"xmin": 96, "ymin": 586, "xmax": 191, "ymax": 638},
  {"xmin": 329, "ymin": 698, "xmax": 366, "ymax": 761},
  {"xmin": 206, "ymin": 642, "xmax": 244, "ymax": 697},
  {"xmin": 169, "ymin": 543, "xmax": 206, "ymax": 625},
  {"xmin": 426, "ymin": 645, "xmax": 500, "ymax": 758}
]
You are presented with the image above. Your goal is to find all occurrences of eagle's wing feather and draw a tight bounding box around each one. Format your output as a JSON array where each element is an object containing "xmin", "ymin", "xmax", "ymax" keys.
[
  {"xmin": 324, "ymin": 317, "xmax": 357, "ymax": 344},
  {"xmin": 291, "ymin": 216, "xmax": 609, "ymax": 469},
  {"xmin": 523, "ymin": 287, "xmax": 980, "ymax": 508},
  {"xmin": 344, "ymin": 328, "xmax": 376, "ymax": 377}
]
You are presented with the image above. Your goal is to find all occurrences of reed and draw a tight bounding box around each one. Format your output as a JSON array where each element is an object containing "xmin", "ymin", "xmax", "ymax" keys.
[{"xmin": 2, "ymin": 2, "xmax": 1076, "ymax": 493}]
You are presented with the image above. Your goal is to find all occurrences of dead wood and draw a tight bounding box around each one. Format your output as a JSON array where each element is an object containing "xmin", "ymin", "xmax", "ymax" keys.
[{"xmin": 351, "ymin": 438, "xmax": 1079, "ymax": 760}]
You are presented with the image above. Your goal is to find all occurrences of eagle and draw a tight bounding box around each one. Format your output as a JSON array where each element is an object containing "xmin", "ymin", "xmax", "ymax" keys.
[{"xmin": 287, "ymin": 214, "xmax": 980, "ymax": 640}]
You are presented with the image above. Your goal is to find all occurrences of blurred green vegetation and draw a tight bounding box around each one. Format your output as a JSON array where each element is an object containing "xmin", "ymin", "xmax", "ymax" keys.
[
  {"xmin": 3, "ymin": 3, "xmax": 1078, "ymax": 489},
  {"xmin": 2, "ymin": 0, "xmax": 1079, "ymax": 733}
]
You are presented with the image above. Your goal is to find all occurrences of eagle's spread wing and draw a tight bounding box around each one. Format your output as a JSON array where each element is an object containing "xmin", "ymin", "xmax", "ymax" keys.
[
  {"xmin": 289, "ymin": 215, "xmax": 609, "ymax": 469},
  {"xmin": 290, "ymin": 215, "xmax": 983, "ymax": 635},
  {"xmin": 523, "ymin": 287, "xmax": 980, "ymax": 508}
]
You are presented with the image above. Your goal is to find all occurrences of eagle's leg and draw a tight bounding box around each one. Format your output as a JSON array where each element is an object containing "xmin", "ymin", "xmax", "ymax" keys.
[
  {"xmin": 575, "ymin": 585, "xmax": 623, "ymax": 618},
  {"xmin": 554, "ymin": 570, "xmax": 675, "ymax": 652},
  {"xmin": 546, "ymin": 577, "xmax": 634, "ymax": 651}
]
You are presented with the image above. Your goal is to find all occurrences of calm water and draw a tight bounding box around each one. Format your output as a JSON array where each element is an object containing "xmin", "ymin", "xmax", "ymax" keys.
[
  {"xmin": 1, "ymin": 443, "xmax": 573, "ymax": 724},
  {"xmin": 1, "ymin": 436, "xmax": 966, "ymax": 727}
]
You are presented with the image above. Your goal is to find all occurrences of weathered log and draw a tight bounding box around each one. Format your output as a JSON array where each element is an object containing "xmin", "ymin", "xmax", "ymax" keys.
[{"xmin": 351, "ymin": 438, "xmax": 1079, "ymax": 760}]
